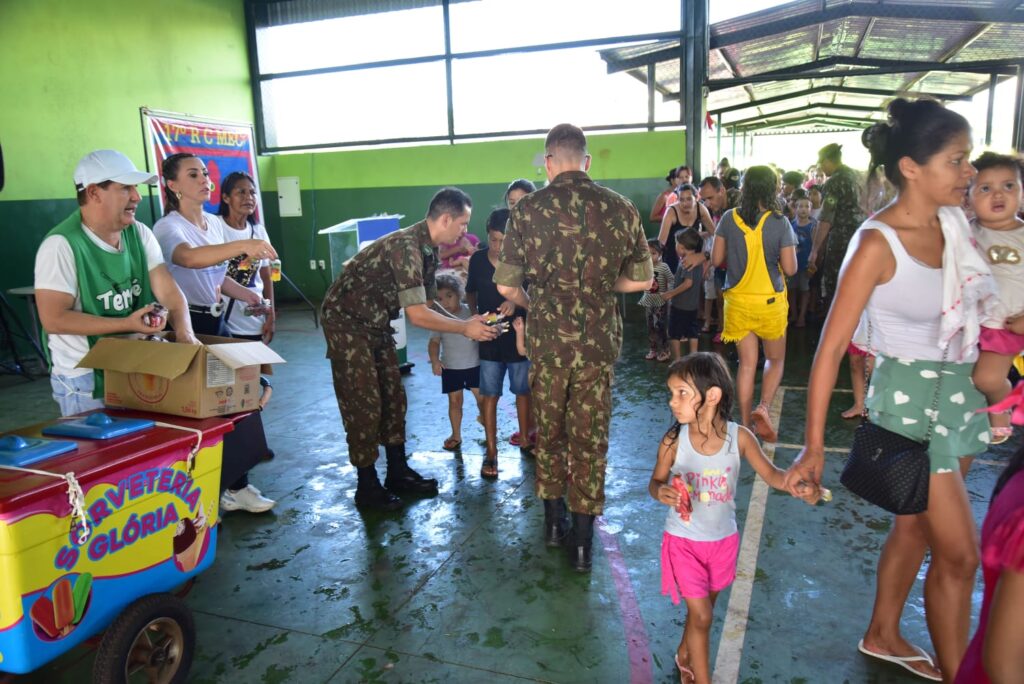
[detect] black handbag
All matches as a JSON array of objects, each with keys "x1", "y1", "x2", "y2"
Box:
[
  {"x1": 840, "y1": 421, "x2": 931, "y2": 514},
  {"x1": 839, "y1": 323, "x2": 944, "y2": 515}
]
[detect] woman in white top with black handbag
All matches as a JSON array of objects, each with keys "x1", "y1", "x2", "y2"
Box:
[
  {"x1": 786, "y1": 99, "x2": 996, "y2": 682},
  {"x1": 217, "y1": 171, "x2": 276, "y2": 343}
]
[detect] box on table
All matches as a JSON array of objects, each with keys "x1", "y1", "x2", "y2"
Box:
[{"x1": 77, "y1": 334, "x2": 285, "y2": 418}]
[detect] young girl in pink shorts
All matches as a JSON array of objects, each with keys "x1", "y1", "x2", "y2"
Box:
[{"x1": 649, "y1": 353, "x2": 820, "y2": 683}]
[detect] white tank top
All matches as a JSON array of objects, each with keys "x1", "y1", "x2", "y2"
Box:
[
  {"x1": 846, "y1": 221, "x2": 966, "y2": 362},
  {"x1": 663, "y1": 422, "x2": 740, "y2": 542}
]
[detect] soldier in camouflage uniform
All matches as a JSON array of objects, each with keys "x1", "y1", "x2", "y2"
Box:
[
  {"x1": 808, "y1": 142, "x2": 866, "y2": 307},
  {"x1": 494, "y1": 124, "x2": 653, "y2": 572},
  {"x1": 321, "y1": 187, "x2": 498, "y2": 512}
]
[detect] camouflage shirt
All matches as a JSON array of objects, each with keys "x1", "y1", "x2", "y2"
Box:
[
  {"x1": 321, "y1": 220, "x2": 437, "y2": 355},
  {"x1": 493, "y1": 171, "x2": 653, "y2": 367},
  {"x1": 820, "y1": 164, "x2": 865, "y2": 245}
]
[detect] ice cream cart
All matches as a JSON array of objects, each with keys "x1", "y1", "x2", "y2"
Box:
[{"x1": 0, "y1": 409, "x2": 234, "y2": 682}]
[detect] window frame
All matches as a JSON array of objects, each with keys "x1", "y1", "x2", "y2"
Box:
[{"x1": 245, "y1": 0, "x2": 686, "y2": 153}]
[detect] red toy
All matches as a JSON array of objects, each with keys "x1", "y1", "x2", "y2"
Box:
[{"x1": 671, "y1": 475, "x2": 692, "y2": 522}]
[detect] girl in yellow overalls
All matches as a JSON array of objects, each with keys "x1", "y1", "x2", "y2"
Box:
[{"x1": 711, "y1": 166, "x2": 798, "y2": 442}]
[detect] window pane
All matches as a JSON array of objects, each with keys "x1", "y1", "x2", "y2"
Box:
[
  {"x1": 451, "y1": 44, "x2": 672, "y2": 135},
  {"x1": 256, "y1": 6, "x2": 444, "y2": 74},
  {"x1": 449, "y1": 0, "x2": 680, "y2": 53},
  {"x1": 262, "y1": 63, "x2": 449, "y2": 148}
]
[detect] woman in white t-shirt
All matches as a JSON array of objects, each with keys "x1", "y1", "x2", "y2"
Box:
[
  {"x1": 217, "y1": 172, "x2": 276, "y2": 342},
  {"x1": 152, "y1": 154, "x2": 276, "y2": 337},
  {"x1": 153, "y1": 153, "x2": 278, "y2": 514}
]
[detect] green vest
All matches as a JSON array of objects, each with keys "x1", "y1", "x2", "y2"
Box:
[{"x1": 46, "y1": 210, "x2": 154, "y2": 397}]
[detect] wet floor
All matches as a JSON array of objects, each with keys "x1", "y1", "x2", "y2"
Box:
[{"x1": 1, "y1": 305, "x2": 1016, "y2": 683}]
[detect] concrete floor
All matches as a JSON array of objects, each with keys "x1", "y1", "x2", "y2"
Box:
[{"x1": 1, "y1": 305, "x2": 1016, "y2": 684}]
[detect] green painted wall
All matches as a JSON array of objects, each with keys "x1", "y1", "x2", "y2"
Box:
[
  {"x1": 0, "y1": 0, "x2": 253, "y2": 352},
  {"x1": 260, "y1": 130, "x2": 687, "y2": 299},
  {"x1": 0, "y1": 0, "x2": 687, "y2": 336}
]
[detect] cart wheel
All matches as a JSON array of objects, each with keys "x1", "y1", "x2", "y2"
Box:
[{"x1": 92, "y1": 593, "x2": 195, "y2": 684}]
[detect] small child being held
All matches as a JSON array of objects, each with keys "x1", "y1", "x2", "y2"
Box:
[
  {"x1": 429, "y1": 273, "x2": 485, "y2": 452},
  {"x1": 639, "y1": 238, "x2": 674, "y2": 361},
  {"x1": 788, "y1": 191, "x2": 817, "y2": 328},
  {"x1": 662, "y1": 228, "x2": 705, "y2": 359},
  {"x1": 968, "y1": 152, "x2": 1024, "y2": 445},
  {"x1": 649, "y1": 353, "x2": 821, "y2": 683}
]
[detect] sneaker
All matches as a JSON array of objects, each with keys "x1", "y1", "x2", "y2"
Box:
[{"x1": 220, "y1": 485, "x2": 275, "y2": 513}]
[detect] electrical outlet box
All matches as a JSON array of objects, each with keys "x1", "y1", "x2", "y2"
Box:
[
  {"x1": 318, "y1": 259, "x2": 326, "y2": 270},
  {"x1": 309, "y1": 259, "x2": 317, "y2": 270}
]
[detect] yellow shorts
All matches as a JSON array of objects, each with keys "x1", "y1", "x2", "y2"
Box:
[{"x1": 722, "y1": 290, "x2": 788, "y2": 343}]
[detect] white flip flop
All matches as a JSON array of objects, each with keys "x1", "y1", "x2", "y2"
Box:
[
  {"x1": 674, "y1": 654, "x2": 695, "y2": 683},
  {"x1": 858, "y1": 639, "x2": 942, "y2": 682}
]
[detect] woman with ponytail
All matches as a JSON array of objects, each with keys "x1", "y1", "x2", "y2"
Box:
[
  {"x1": 153, "y1": 154, "x2": 279, "y2": 515},
  {"x1": 786, "y1": 98, "x2": 995, "y2": 682},
  {"x1": 152, "y1": 153, "x2": 276, "y2": 337}
]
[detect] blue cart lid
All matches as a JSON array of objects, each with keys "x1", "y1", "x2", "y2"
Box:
[
  {"x1": 42, "y1": 413, "x2": 155, "y2": 440},
  {"x1": 0, "y1": 435, "x2": 78, "y2": 467}
]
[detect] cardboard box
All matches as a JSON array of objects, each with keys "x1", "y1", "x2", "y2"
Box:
[{"x1": 77, "y1": 334, "x2": 285, "y2": 418}]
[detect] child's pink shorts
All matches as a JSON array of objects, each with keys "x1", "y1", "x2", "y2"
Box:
[
  {"x1": 661, "y1": 531, "x2": 740, "y2": 604},
  {"x1": 979, "y1": 325, "x2": 1024, "y2": 356}
]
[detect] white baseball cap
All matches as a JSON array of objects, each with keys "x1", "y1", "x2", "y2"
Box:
[{"x1": 73, "y1": 149, "x2": 157, "y2": 190}]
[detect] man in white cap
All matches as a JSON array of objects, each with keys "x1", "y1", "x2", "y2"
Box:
[{"x1": 34, "y1": 149, "x2": 198, "y2": 416}]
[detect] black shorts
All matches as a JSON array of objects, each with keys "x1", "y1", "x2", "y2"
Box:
[
  {"x1": 669, "y1": 308, "x2": 700, "y2": 340},
  {"x1": 441, "y1": 366, "x2": 480, "y2": 394}
]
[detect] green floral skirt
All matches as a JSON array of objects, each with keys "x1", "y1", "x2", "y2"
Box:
[{"x1": 865, "y1": 355, "x2": 991, "y2": 473}]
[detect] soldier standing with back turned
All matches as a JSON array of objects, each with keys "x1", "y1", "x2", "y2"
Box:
[{"x1": 495, "y1": 124, "x2": 653, "y2": 572}]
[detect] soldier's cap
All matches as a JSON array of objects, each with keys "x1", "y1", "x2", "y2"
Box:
[
  {"x1": 817, "y1": 143, "x2": 843, "y2": 163},
  {"x1": 74, "y1": 150, "x2": 158, "y2": 191}
]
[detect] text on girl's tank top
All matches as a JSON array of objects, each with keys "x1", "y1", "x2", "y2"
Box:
[{"x1": 664, "y1": 422, "x2": 740, "y2": 542}]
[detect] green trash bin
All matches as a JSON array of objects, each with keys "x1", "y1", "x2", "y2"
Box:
[{"x1": 318, "y1": 215, "x2": 413, "y2": 371}]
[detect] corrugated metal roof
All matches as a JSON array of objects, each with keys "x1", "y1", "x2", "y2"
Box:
[{"x1": 601, "y1": 0, "x2": 1023, "y2": 132}]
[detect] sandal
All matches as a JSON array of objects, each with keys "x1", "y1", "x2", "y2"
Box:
[
  {"x1": 857, "y1": 639, "x2": 941, "y2": 681},
  {"x1": 442, "y1": 437, "x2": 462, "y2": 451},
  {"x1": 509, "y1": 431, "x2": 522, "y2": 446},
  {"x1": 751, "y1": 404, "x2": 778, "y2": 443},
  {"x1": 480, "y1": 457, "x2": 499, "y2": 479},
  {"x1": 656, "y1": 351, "x2": 672, "y2": 362},
  {"x1": 991, "y1": 426, "x2": 1014, "y2": 445},
  {"x1": 644, "y1": 350, "x2": 658, "y2": 360},
  {"x1": 674, "y1": 654, "x2": 695, "y2": 683}
]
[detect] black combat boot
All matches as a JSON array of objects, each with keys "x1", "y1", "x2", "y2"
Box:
[
  {"x1": 567, "y1": 513, "x2": 596, "y2": 573},
  {"x1": 382, "y1": 444, "x2": 439, "y2": 496},
  {"x1": 354, "y1": 466, "x2": 402, "y2": 512},
  {"x1": 542, "y1": 498, "x2": 568, "y2": 547}
]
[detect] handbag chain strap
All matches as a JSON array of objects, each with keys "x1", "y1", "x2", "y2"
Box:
[{"x1": 863, "y1": 318, "x2": 948, "y2": 444}]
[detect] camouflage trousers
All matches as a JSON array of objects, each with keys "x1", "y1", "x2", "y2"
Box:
[
  {"x1": 530, "y1": 361, "x2": 613, "y2": 516},
  {"x1": 329, "y1": 335, "x2": 406, "y2": 468},
  {"x1": 819, "y1": 224, "x2": 858, "y2": 305}
]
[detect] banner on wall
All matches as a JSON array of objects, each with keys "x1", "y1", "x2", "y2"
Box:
[{"x1": 141, "y1": 108, "x2": 262, "y2": 222}]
